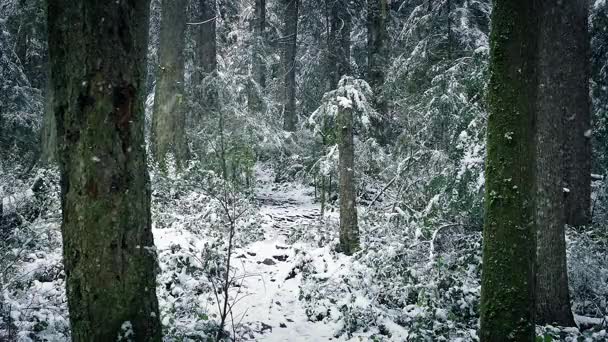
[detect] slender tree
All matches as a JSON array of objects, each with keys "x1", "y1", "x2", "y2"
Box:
[
  {"x1": 40, "y1": 79, "x2": 56, "y2": 164},
  {"x1": 535, "y1": 0, "x2": 589, "y2": 326},
  {"x1": 282, "y1": 0, "x2": 299, "y2": 131},
  {"x1": 152, "y1": 0, "x2": 189, "y2": 169},
  {"x1": 337, "y1": 80, "x2": 359, "y2": 255},
  {"x1": 563, "y1": 0, "x2": 592, "y2": 227},
  {"x1": 47, "y1": 0, "x2": 162, "y2": 340},
  {"x1": 479, "y1": 0, "x2": 537, "y2": 340},
  {"x1": 248, "y1": 0, "x2": 267, "y2": 113}
]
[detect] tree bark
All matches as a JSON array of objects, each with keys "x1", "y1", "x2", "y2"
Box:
[
  {"x1": 47, "y1": 0, "x2": 162, "y2": 340},
  {"x1": 152, "y1": 0, "x2": 189, "y2": 170},
  {"x1": 534, "y1": 0, "x2": 588, "y2": 327},
  {"x1": 562, "y1": 0, "x2": 592, "y2": 227},
  {"x1": 367, "y1": 0, "x2": 388, "y2": 98},
  {"x1": 41, "y1": 79, "x2": 56, "y2": 164},
  {"x1": 479, "y1": 0, "x2": 537, "y2": 340},
  {"x1": 338, "y1": 84, "x2": 359, "y2": 255},
  {"x1": 328, "y1": 0, "x2": 351, "y2": 90},
  {"x1": 282, "y1": 0, "x2": 299, "y2": 131},
  {"x1": 253, "y1": 0, "x2": 266, "y2": 89},
  {"x1": 194, "y1": 0, "x2": 217, "y2": 82}
]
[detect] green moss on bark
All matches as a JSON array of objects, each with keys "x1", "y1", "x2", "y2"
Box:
[{"x1": 479, "y1": 0, "x2": 537, "y2": 341}]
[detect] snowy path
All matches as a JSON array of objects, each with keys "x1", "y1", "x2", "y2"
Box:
[{"x1": 226, "y1": 169, "x2": 337, "y2": 341}]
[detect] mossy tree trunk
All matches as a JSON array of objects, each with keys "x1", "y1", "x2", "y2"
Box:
[
  {"x1": 338, "y1": 96, "x2": 359, "y2": 255},
  {"x1": 535, "y1": 0, "x2": 588, "y2": 327},
  {"x1": 281, "y1": 0, "x2": 299, "y2": 131},
  {"x1": 479, "y1": 0, "x2": 537, "y2": 340},
  {"x1": 152, "y1": 0, "x2": 188, "y2": 170},
  {"x1": 47, "y1": 0, "x2": 162, "y2": 340}
]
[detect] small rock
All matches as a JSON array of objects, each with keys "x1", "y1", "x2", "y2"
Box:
[
  {"x1": 247, "y1": 251, "x2": 257, "y2": 256},
  {"x1": 275, "y1": 301, "x2": 281, "y2": 306},
  {"x1": 279, "y1": 323, "x2": 287, "y2": 328},
  {"x1": 262, "y1": 258, "x2": 276, "y2": 265},
  {"x1": 272, "y1": 255, "x2": 289, "y2": 262},
  {"x1": 260, "y1": 322, "x2": 273, "y2": 332},
  {"x1": 276, "y1": 245, "x2": 289, "y2": 250},
  {"x1": 286, "y1": 318, "x2": 294, "y2": 322}
]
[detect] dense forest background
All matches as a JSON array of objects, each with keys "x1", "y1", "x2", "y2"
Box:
[{"x1": 1, "y1": 0, "x2": 607, "y2": 340}]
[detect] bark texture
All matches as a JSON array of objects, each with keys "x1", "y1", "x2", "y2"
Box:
[
  {"x1": 479, "y1": 0, "x2": 537, "y2": 340},
  {"x1": 282, "y1": 0, "x2": 299, "y2": 131},
  {"x1": 328, "y1": 0, "x2": 351, "y2": 89},
  {"x1": 47, "y1": 0, "x2": 162, "y2": 340},
  {"x1": 338, "y1": 86, "x2": 359, "y2": 255},
  {"x1": 194, "y1": 0, "x2": 217, "y2": 81},
  {"x1": 367, "y1": 0, "x2": 388, "y2": 104},
  {"x1": 534, "y1": 0, "x2": 587, "y2": 327},
  {"x1": 253, "y1": 0, "x2": 266, "y2": 89},
  {"x1": 152, "y1": 0, "x2": 188, "y2": 169},
  {"x1": 562, "y1": 0, "x2": 592, "y2": 227}
]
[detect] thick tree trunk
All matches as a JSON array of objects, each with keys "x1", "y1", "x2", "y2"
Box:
[
  {"x1": 563, "y1": 0, "x2": 592, "y2": 227},
  {"x1": 338, "y1": 87, "x2": 359, "y2": 255},
  {"x1": 534, "y1": 0, "x2": 586, "y2": 327},
  {"x1": 47, "y1": 0, "x2": 162, "y2": 340},
  {"x1": 479, "y1": 0, "x2": 537, "y2": 341},
  {"x1": 328, "y1": 0, "x2": 351, "y2": 90},
  {"x1": 282, "y1": 0, "x2": 299, "y2": 131},
  {"x1": 152, "y1": 0, "x2": 188, "y2": 169},
  {"x1": 194, "y1": 0, "x2": 217, "y2": 81}
]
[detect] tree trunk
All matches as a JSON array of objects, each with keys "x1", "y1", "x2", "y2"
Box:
[
  {"x1": 248, "y1": 0, "x2": 266, "y2": 113},
  {"x1": 563, "y1": 0, "x2": 592, "y2": 227},
  {"x1": 328, "y1": 0, "x2": 351, "y2": 90},
  {"x1": 534, "y1": 0, "x2": 588, "y2": 327},
  {"x1": 47, "y1": 0, "x2": 162, "y2": 340},
  {"x1": 41, "y1": 79, "x2": 56, "y2": 164},
  {"x1": 152, "y1": 0, "x2": 188, "y2": 170},
  {"x1": 338, "y1": 88, "x2": 359, "y2": 255},
  {"x1": 366, "y1": 0, "x2": 389, "y2": 143},
  {"x1": 253, "y1": 0, "x2": 266, "y2": 89},
  {"x1": 194, "y1": 0, "x2": 217, "y2": 82},
  {"x1": 479, "y1": 0, "x2": 537, "y2": 340},
  {"x1": 282, "y1": 0, "x2": 299, "y2": 131}
]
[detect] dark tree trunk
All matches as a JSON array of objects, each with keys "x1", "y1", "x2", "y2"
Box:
[
  {"x1": 194, "y1": 0, "x2": 217, "y2": 81},
  {"x1": 367, "y1": 0, "x2": 389, "y2": 144},
  {"x1": 479, "y1": 0, "x2": 538, "y2": 340},
  {"x1": 338, "y1": 86, "x2": 359, "y2": 255},
  {"x1": 535, "y1": 0, "x2": 588, "y2": 327},
  {"x1": 253, "y1": 0, "x2": 266, "y2": 89},
  {"x1": 248, "y1": 0, "x2": 266, "y2": 113},
  {"x1": 47, "y1": 0, "x2": 162, "y2": 340},
  {"x1": 41, "y1": 79, "x2": 56, "y2": 164},
  {"x1": 328, "y1": 0, "x2": 351, "y2": 90},
  {"x1": 282, "y1": 0, "x2": 299, "y2": 131},
  {"x1": 367, "y1": 0, "x2": 388, "y2": 99},
  {"x1": 152, "y1": 0, "x2": 189, "y2": 169},
  {"x1": 563, "y1": 0, "x2": 592, "y2": 227}
]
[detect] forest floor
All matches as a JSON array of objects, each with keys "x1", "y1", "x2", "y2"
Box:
[{"x1": 219, "y1": 167, "x2": 339, "y2": 341}]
